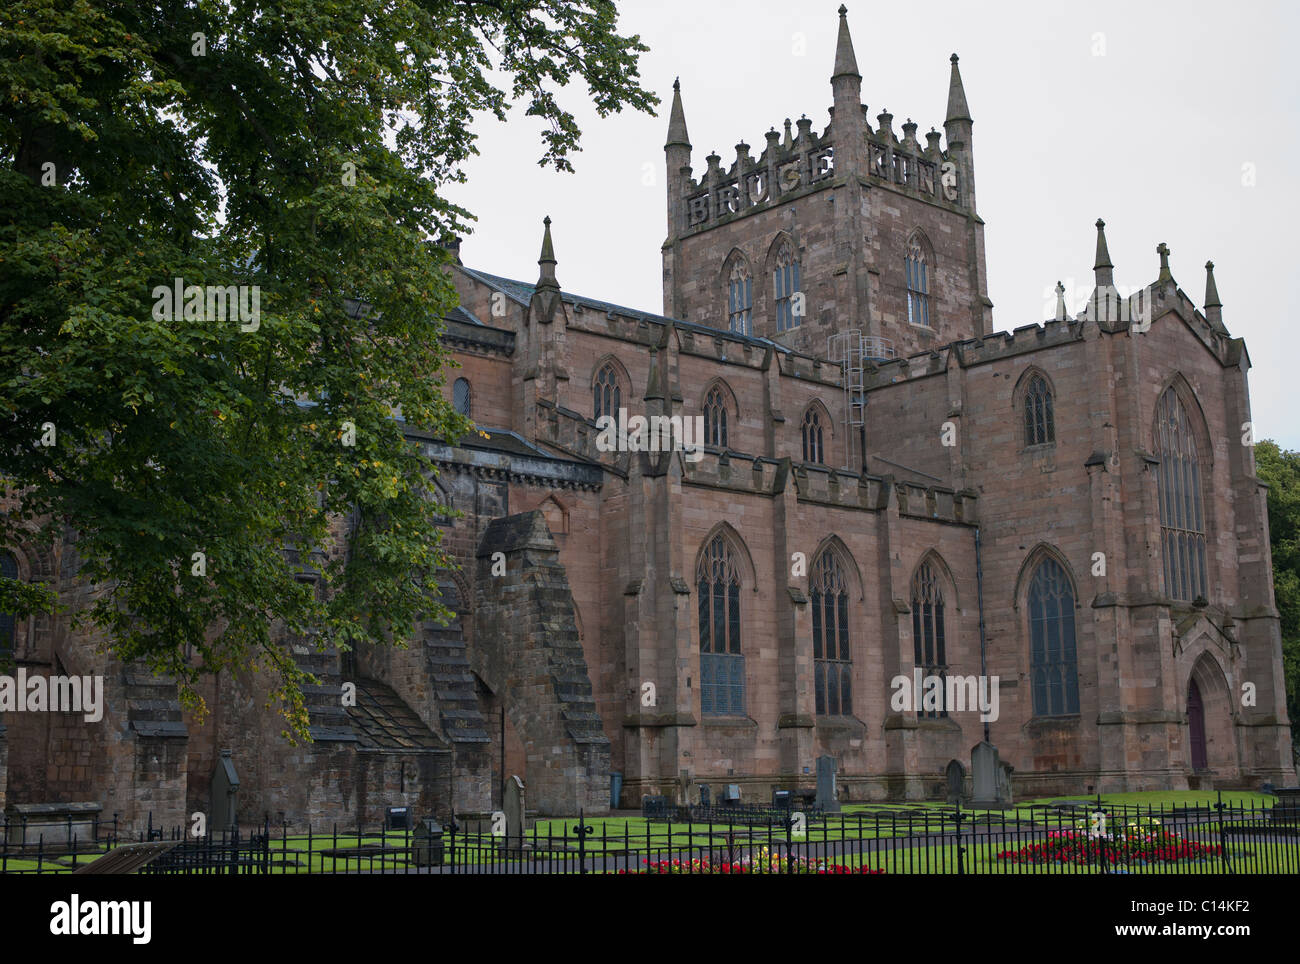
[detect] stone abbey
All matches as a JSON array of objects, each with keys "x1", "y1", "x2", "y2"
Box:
[{"x1": 0, "y1": 7, "x2": 1291, "y2": 827}]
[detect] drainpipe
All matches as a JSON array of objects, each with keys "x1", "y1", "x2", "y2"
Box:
[{"x1": 975, "y1": 526, "x2": 990, "y2": 745}]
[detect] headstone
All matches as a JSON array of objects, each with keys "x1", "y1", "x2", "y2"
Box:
[
  {"x1": 504, "y1": 774, "x2": 525, "y2": 840},
  {"x1": 945, "y1": 759, "x2": 966, "y2": 804},
  {"x1": 971, "y1": 741, "x2": 1011, "y2": 808},
  {"x1": 676, "y1": 770, "x2": 693, "y2": 807},
  {"x1": 997, "y1": 762, "x2": 1015, "y2": 803},
  {"x1": 815, "y1": 755, "x2": 841, "y2": 813}
]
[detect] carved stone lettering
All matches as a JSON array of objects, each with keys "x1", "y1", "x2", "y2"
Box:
[
  {"x1": 810, "y1": 148, "x2": 834, "y2": 181},
  {"x1": 869, "y1": 144, "x2": 888, "y2": 178},
  {"x1": 717, "y1": 183, "x2": 740, "y2": 215},
  {"x1": 778, "y1": 161, "x2": 802, "y2": 194},
  {"x1": 745, "y1": 170, "x2": 768, "y2": 204},
  {"x1": 688, "y1": 193, "x2": 710, "y2": 226},
  {"x1": 918, "y1": 160, "x2": 936, "y2": 196}
]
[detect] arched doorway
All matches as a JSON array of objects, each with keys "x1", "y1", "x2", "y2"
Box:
[
  {"x1": 1184, "y1": 652, "x2": 1239, "y2": 781},
  {"x1": 1187, "y1": 679, "x2": 1207, "y2": 771}
]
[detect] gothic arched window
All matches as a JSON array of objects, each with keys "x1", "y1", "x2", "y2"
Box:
[
  {"x1": 812, "y1": 550, "x2": 851, "y2": 716},
  {"x1": 911, "y1": 559, "x2": 947, "y2": 718},
  {"x1": 1155, "y1": 386, "x2": 1208, "y2": 602},
  {"x1": 906, "y1": 235, "x2": 930, "y2": 327},
  {"x1": 453, "y1": 377, "x2": 472, "y2": 417},
  {"x1": 703, "y1": 385, "x2": 729, "y2": 448},
  {"x1": 727, "y1": 257, "x2": 752, "y2": 335},
  {"x1": 697, "y1": 535, "x2": 744, "y2": 716},
  {"x1": 801, "y1": 407, "x2": 824, "y2": 464},
  {"x1": 774, "y1": 242, "x2": 802, "y2": 332},
  {"x1": 1024, "y1": 373, "x2": 1054, "y2": 447},
  {"x1": 1028, "y1": 556, "x2": 1080, "y2": 716},
  {"x1": 0, "y1": 552, "x2": 18, "y2": 661},
  {"x1": 593, "y1": 362, "x2": 622, "y2": 421}
]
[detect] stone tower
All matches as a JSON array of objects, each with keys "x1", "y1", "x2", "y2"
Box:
[{"x1": 662, "y1": 6, "x2": 994, "y2": 359}]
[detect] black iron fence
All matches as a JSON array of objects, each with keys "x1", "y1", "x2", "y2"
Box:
[{"x1": 2, "y1": 793, "x2": 1297, "y2": 874}]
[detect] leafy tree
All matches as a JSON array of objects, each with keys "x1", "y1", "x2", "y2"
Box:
[
  {"x1": 0, "y1": 0, "x2": 656, "y2": 736},
  {"x1": 1254, "y1": 440, "x2": 1300, "y2": 748}
]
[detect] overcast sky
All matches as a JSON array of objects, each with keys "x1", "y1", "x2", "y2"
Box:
[{"x1": 445, "y1": 0, "x2": 1300, "y2": 448}]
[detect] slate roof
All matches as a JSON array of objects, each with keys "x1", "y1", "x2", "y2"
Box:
[
  {"x1": 459, "y1": 266, "x2": 793, "y2": 354},
  {"x1": 345, "y1": 678, "x2": 445, "y2": 750},
  {"x1": 445, "y1": 304, "x2": 483, "y2": 326}
]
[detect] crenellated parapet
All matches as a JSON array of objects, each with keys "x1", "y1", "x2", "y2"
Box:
[{"x1": 678, "y1": 116, "x2": 836, "y2": 235}]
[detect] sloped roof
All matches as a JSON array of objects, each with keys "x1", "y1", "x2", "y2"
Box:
[
  {"x1": 458, "y1": 266, "x2": 793, "y2": 354},
  {"x1": 345, "y1": 678, "x2": 445, "y2": 750}
]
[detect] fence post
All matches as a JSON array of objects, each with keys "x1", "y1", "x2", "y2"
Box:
[
  {"x1": 575, "y1": 809, "x2": 590, "y2": 876},
  {"x1": 1214, "y1": 791, "x2": 1231, "y2": 874},
  {"x1": 956, "y1": 799, "x2": 965, "y2": 875}
]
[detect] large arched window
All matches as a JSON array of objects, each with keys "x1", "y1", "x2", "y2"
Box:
[
  {"x1": 0, "y1": 552, "x2": 18, "y2": 660},
  {"x1": 811, "y1": 549, "x2": 851, "y2": 716},
  {"x1": 1155, "y1": 385, "x2": 1207, "y2": 602},
  {"x1": 697, "y1": 535, "x2": 744, "y2": 716},
  {"x1": 911, "y1": 559, "x2": 947, "y2": 718},
  {"x1": 1023, "y1": 373, "x2": 1054, "y2": 447},
  {"x1": 773, "y1": 241, "x2": 802, "y2": 332},
  {"x1": 593, "y1": 362, "x2": 622, "y2": 421},
  {"x1": 1028, "y1": 556, "x2": 1080, "y2": 716},
  {"x1": 801, "y1": 407, "x2": 824, "y2": 464},
  {"x1": 727, "y1": 256, "x2": 752, "y2": 335},
  {"x1": 905, "y1": 233, "x2": 931, "y2": 328},
  {"x1": 452, "y1": 377, "x2": 472, "y2": 417},
  {"x1": 703, "y1": 385, "x2": 729, "y2": 448}
]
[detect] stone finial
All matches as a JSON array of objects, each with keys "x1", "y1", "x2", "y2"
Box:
[
  {"x1": 764, "y1": 127, "x2": 781, "y2": 157},
  {"x1": 1055, "y1": 280, "x2": 1068, "y2": 321},
  {"x1": 945, "y1": 53, "x2": 972, "y2": 125},
  {"x1": 1204, "y1": 260, "x2": 1222, "y2": 308},
  {"x1": 877, "y1": 108, "x2": 894, "y2": 139},
  {"x1": 1093, "y1": 218, "x2": 1114, "y2": 287},
  {"x1": 665, "y1": 77, "x2": 690, "y2": 150},
  {"x1": 831, "y1": 4, "x2": 861, "y2": 82},
  {"x1": 925, "y1": 127, "x2": 943, "y2": 156},
  {"x1": 705, "y1": 150, "x2": 722, "y2": 180},
  {"x1": 536, "y1": 216, "x2": 559, "y2": 291},
  {"x1": 901, "y1": 118, "x2": 919, "y2": 149},
  {"x1": 782, "y1": 118, "x2": 793, "y2": 151},
  {"x1": 1204, "y1": 260, "x2": 1226, "y2": 332},
  {"x1": 795, "y1": 114, "x2": 813, "y2": 144},
  {"x1": 1157, "y1": 242, "x2": 1173, "y2": 284}
]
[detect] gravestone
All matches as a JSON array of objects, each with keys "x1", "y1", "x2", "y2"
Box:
[
  {"x1": 815, "y1": 755, "x2": 841, "y2": 813},
  {"x1": 676, "y1": 770, "x2": 693, "y2": 807},
  {"x1": 945, "y1": 760, "x2": 966, "y2": 804},
  {"x1": 997, "y1": 762, "x2": 1015, "y2": 803},
  {"x1": 504, "y1": 775, "x2": 525, "y2": 840},
  {"x1": 971, "y1": 741, "x2": 1011, "y2": 808}
]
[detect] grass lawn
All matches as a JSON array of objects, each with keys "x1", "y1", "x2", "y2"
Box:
[{"x1": 3, "y1": 791, "x2": 1291, "y2": 874}]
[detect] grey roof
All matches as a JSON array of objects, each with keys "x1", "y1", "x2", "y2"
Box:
[
  {"x1": 446, "y1": 304, "x2": 483, "y2": 326},
  {"x1": 459, "y1": 266, "x2": 793, "y2": 354}
]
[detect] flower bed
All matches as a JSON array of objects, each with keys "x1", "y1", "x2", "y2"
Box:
[{"x1": 997, "y1": 819, "x2": 1223, "y2": 866}]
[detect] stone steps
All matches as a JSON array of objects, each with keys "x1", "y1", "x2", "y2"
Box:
[{"x1": 422, "y1": 593, "x2": 490, "y2": 745}]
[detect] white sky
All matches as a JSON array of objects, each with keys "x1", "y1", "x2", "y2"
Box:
[{"x1": 445, "y1": 0, "x2": 1300, "y2": 448}]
